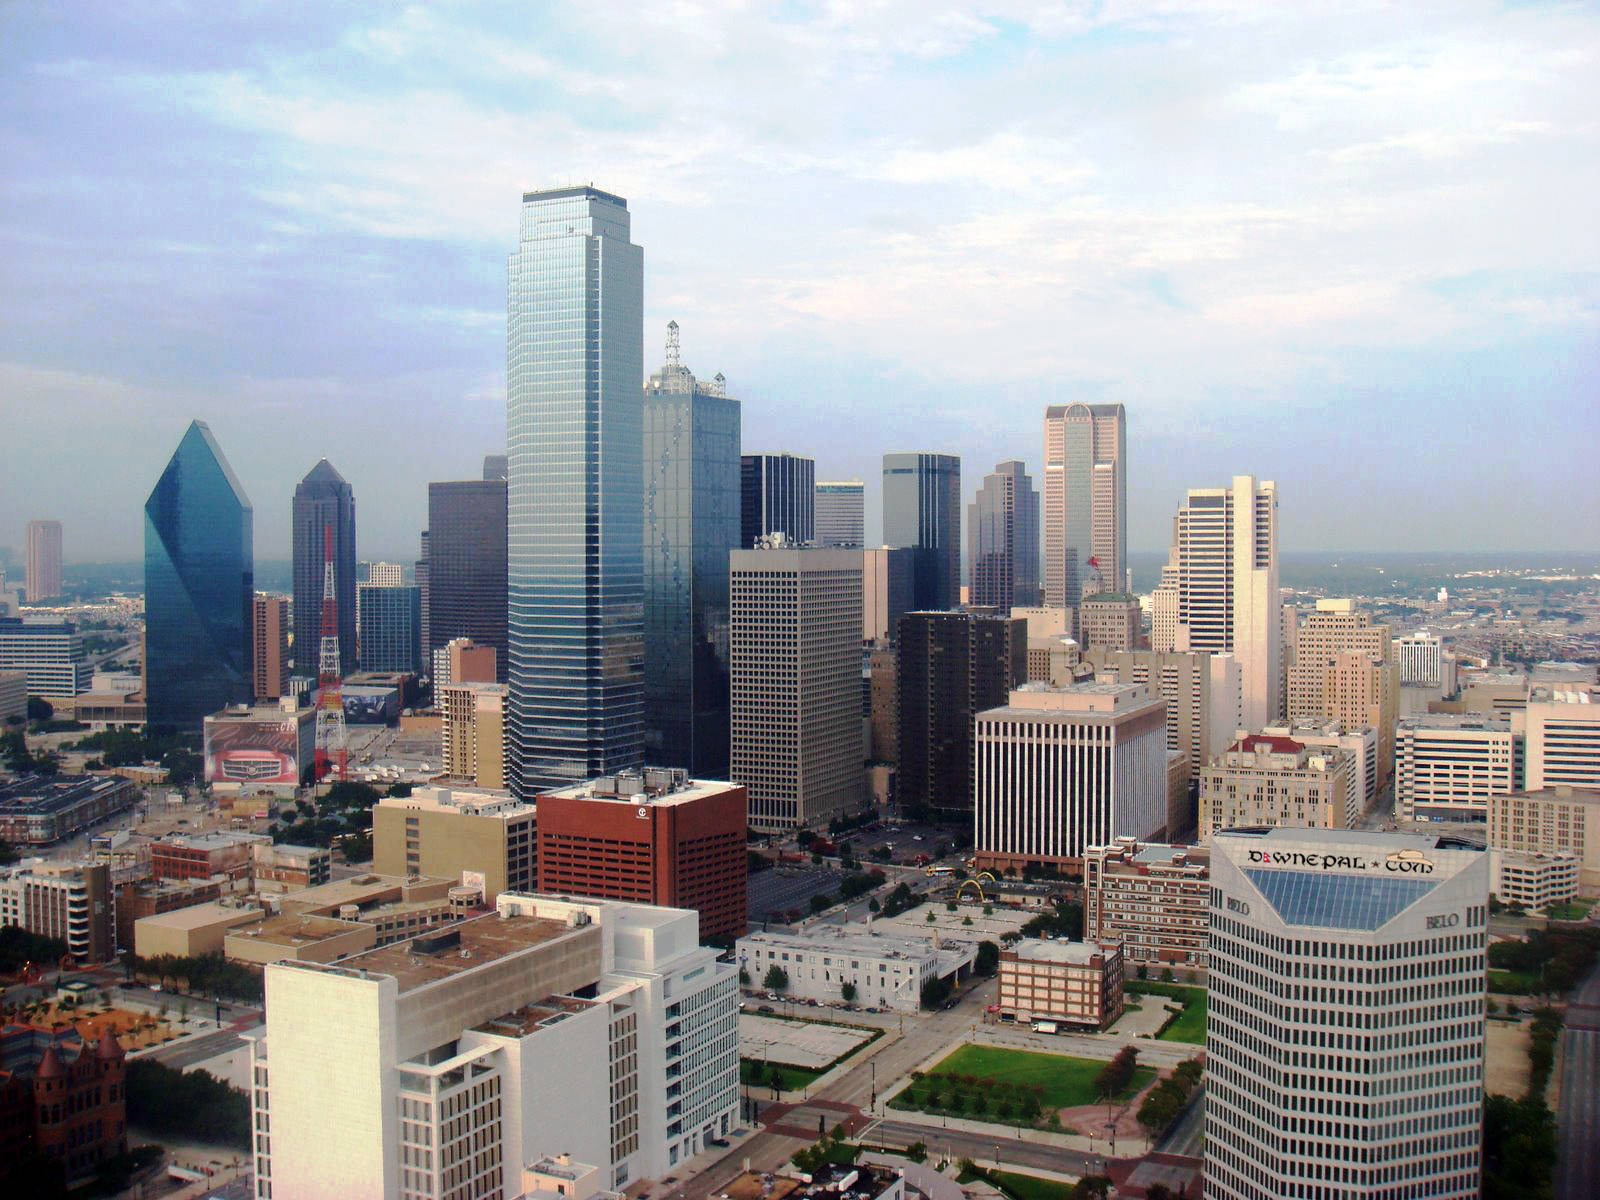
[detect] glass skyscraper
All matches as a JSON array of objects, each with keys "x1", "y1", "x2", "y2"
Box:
[
  {"x1": 969, "y1": 460, "x2": 1040, "y2": 613},
  {"x1": 643, "y1": 323, "x2": 740, "y2": 778},
  {"x1": 507, "y1": 186, "x2": 644, "y2": 794},
  {"x1": 882, "y1": 451, "x2": 960, "y2": 610},
  {"x1": 143, "y1": 420, "x2": 254, "y2": 729},
  {"x1": 740, "y1": 453, "x2": 814, "y2": 548},
  {"x1": 357, "y1": 583, "x2": 422, "y2": 675},
  {"x1": 425, "y1": 479, "x2": 507, "y2": 678},
  {"x1": 291, "y1": 459, "x2": 357, "y2": 676}
]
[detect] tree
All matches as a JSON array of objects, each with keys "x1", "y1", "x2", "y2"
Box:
[
  {"x1": 921, "y1": 976, "x2": 952, "y2": 1009},
  {"x1": 739, "y1": 966, "x2": 750, "y2": 986},
  {"x1": 126, "y1": 1060, "x2": 250, "y2": 1148},
  {"x1": 868, "y1": 898, "x2": 881, "y2": 914},
  {"x1": 975, "y1": 941, "x2": 1000, "y2": 977},
  {"x1": 1094, "y1": 1045, "x2": 1139, "y2": 1100},
  {"x1": 841, "y1": 981, "x2": 857, "y2": 1003},
  {"x1": 810, "y1": 892, "x2": 835, "y2": 914},
  {"x1": 385, "y1": 782, "x2": 413, "y2": 797},
  {"x1": 1483, "y1": 1094, "x2": 1557, "y2": 1200},
  {"x1": 763, "y1": 965, "x2": 790, "y2": 992},
  {"x1": 26, "y1": 696, "x2": 53, "y2": 721},
  {"x1": 904, "y1": 1141, "x2": 927, "y2": 1164}
]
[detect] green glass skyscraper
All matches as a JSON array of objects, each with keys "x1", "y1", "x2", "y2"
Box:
[
  {"x1": 143, "y1": 420, "x2": 254, "y2": 729},
  {"x1": 507, "y1": 186, "x2": 645, "y2": 794}
]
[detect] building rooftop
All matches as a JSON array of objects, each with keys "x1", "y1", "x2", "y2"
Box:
[
  {"x1": 722, "y1": 1166, "x2": 901, "y2": 1200},
  {"x1": 474, "y1": 994, "x2": 599, "y2": 1038},
  {"x1": 379, "y1": 787, "x2": 531, "y2": 819},
  {"x1": 158, "y1": 830, "x2": 269, "y2": 852},
  {"x1": 288, "y1": 912, "x2": 582, "y2": 993},
  {"x1": 991, "y1": 681, "x2": 1158, "y2": 716},
  {"x1": 205, "y1": 703, "x2": 311, "y2": 723},
  {"x1": 538, "y1": 767, "x2": 739, "y2": 806},
  {"x1": 137, "y1": 899, "x2": 264, "y2": 930},
  {"x1": 0, "y1": 773, "x2": 134, "y2": 815},
  {"x1": 1008, "y1": 938, "x2": 1113, "y2": 965},
  {"x1": 278, "y1": 872, "x2": 453, "y2": 914},
  {"x1": 1399, "y1": 713, "x2": 1512, "y2": 731},
  {"x1": 231, "y1": 913, "x2": 366, "y2": 947},
  {"x1": 740, "y1": 925, "x2": 957, "y2": 962}
]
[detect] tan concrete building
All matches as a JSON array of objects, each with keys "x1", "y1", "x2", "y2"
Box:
[
  {"x1": 0, "y1": 860, "x2": 114, "y2": 963},
  {"x1": 439, "y1": 636, "x2": 498, "y2": 686},
  {"x1": 372, "y1": 785, "x2": 536, "y2": 902},
  {"x1": 1084, "y1": 648, "x2": 1242, "y2": 779},
  {"x1": 439, "y1": 681, "x2": 506, "y2": 788},
  {"x1": 114, "y1": 877, "x2": 224, "y2": 950},
  {"x1": 1261, "y1": 720, "x2": 1376, "y2": 824},
  {"x1": 252, "y1": 594, "x2": 290, "y2": 701},
  {"x1": 1395, "y1": 714, "x2": 1518, "y2": 823},
  {"x1": 1520, "y1": 691, "x2": 1600, "y2": 792},
  {"x1": 1078, "y1": 593, "x2": 1140, "y2": 653},
  {"x1": 997, "y1": 938, "x2": 1124, "y2": 1030},
  {"x1": 1198, "y1": 734, "x2": 1351, "y2": 840},
  {"x1": 867, "y1": 644, "x2": 897, "y2": 763},
  {"x1": 1083, "y1": 838, "x2": 1210, "y2": 971},
  {"x1": 250, "y1": 842, "x2": 332, "y2": 893},
  {"x1": 1286, "y1": 600, "x2": 1398, "y2": 783},
  {"x1": 1486, "y1": 786, "x2": 1600, "y2": 895},
  {"x1": 133, "y1": 899, "x2": 265, "y2": 959},
  {"x1": 224, "y1": 913, "x2": 375, "y2": 965}
]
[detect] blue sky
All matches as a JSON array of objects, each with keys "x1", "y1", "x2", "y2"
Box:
[{"x1": 3, "y1": 1, "x2": 1597, "y2": 562}]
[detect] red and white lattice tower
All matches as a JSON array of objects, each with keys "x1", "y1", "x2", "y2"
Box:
[{"x1": 313, "y1": 523, "x2": 347, "y2": 782}]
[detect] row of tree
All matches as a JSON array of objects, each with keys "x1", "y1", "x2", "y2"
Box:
[
  {"x1": 126, "y1": 1059, "x2": 250, "y2": 1149},
  {"x1": 122, "y1": 950, "x2": 264, "y2": 1003},
  {"x1": 1093, "y1": 1045, "x2": 1140, "y2": 1100},
  {"x1": 1136, "y1": 1057, "x2": 1203, "y2": 1135}
]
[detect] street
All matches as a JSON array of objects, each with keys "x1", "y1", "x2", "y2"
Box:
[{"x1": 1555, "y1": 960, "x2": 1600, "y2": 1200}]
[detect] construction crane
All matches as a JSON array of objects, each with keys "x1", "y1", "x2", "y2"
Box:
[{"x1": 313, "y1": 523, "x2": 347, "y2": 782}]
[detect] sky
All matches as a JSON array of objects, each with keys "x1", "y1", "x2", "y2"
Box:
[{"x1": 2, "y1": 1, "x2": 1598, "y2": 565}]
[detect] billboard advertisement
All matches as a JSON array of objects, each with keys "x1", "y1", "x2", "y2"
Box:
[
  {"x1": 341, "y1": 685, "x2": 400, "y2": 726},
  {"x1": 204, "y1": 713, "x2": 312, "y2": 786}
]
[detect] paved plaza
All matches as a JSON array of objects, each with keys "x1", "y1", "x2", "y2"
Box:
[{"x1": 740, "y1": 1013, "x2": 874, "y2": 1068}]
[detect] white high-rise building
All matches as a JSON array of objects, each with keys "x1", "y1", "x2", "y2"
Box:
[
  {"x1": 248, "y1": 894, "x2": 739, "y2": 1200},
  {"x1": 729, "y1": 545, "x2": 863, "y2": 831},
  {"x1": 1395, "y1": 714, "x2": 1519, "y2": 823},
  {"x1": 1520, "y1": 690, "x2": 1600, "y2": 792},
  {"x1": 1206, "y1": 828, "x2": 1487, "y2": 1200},
  {"x1": 1167, "y1": 475, "x2": 1281, "y2": 730},
  {"x1": 1395, "y1": 631, "x2": 1445, "y2": 687},
  {"x1": 814, "y1": 481, "x2": 865, "y2": 548}
]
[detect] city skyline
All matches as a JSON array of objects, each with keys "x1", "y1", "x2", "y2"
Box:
[{"x1": 4, "y1": 5, "x2": 1597, "y2": 562}]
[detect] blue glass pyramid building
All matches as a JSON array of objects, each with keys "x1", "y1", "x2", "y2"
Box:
[{"x1": 144, "y1": 420, "x2": 254, "y2": 729}]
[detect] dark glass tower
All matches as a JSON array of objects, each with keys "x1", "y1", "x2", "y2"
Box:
[
  {"x1": 507, "y1": 185, "x2": 644, "y2": 794},
  {"x1": 643, "y1": 323, "x2": 740, "y2": 777},
  {"x1": 740, "y1": 453, "x2": 814, "y2": 548},
  {"x1": 291, "y1": 460, "x2": 357, "y2": 675},
  {"x1": 969, "y1": 460, "x2": 1041, "y2": 613},
  {"x1": 425, "y1": 480, "x2": 507, "y2": 678},
  {"x1": 896, "y1": 609, "x2": 1025, "y2": 820},
  {"x1": 143, "y1": 420, "x2": 254, "y2": 729},
  {"x1": 882, "y1": 451, "x2": 961, "y2": 610}
]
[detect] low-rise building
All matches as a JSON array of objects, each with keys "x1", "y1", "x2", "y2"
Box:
[
  {"x1": 114, "y1": 876, "x2": 224, "y2": 950},
  {"x1": 372, "y1": 786, "x2": 537, "y2": 903},
  {"x1": 250, "y1": 842, "x2": 332, "y2": 892},
  {"x1": 0, "y1": 1027, "x2": 126, "y2": 1188},
  {"x1": 203, "y1": 702, "x2": 316, "y2": 793},
  {"x1": 0, "y1": 860, "x2": 114, "y2": 963},
  {"x1": 133, "y1": 898, "x2": 265, "y2": 959},
  {"x1": 224, "y1": 912, "x2": 375, "y2": 965},
  {"x1": 1083, "y1": 838, "x2": 1210, "y2": 970},
  {"x1": 1490, "y1": 850, "x2": 1579, "y2": 911},
  {"x1": 71, "y1": 690, "x2": 147, "y2": 731},
  {"x1": 1198, "y1": 734, "x2": 1351, "y2": 840},
  {"x1": 150, "y1": 830, "x2": 268, "y2": 884},
  {"x1": 996, "y1": 938, "x2": 1124, "y2": 1030},
  {"x1": 1486, "y1": 786, "x2": 1600, "y2": 895},
  {"x1": 0, "y1": 774, "x2": 138, "y2": 846},
  {"x1": 734, "y1": 926, "x2": 976, "y2": 1013},
  {"x1": 720, "y1": 1165, "x2": 904, "y2": 1200}
]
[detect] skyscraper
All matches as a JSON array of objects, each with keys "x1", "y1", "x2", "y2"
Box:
[
  {"x1": 1206, "y1": 827, "x2": 1486, "y2": 1200},
  {"x1": 642, "y1": 321, "x2": 740, "y2": 777},
  {"x1": 507, "y1": 185, "x2": 644, "y2": 794},
  {"x1": 426, "y1": 480, "x2": 508, "y2": 682},
  {"x1": 291, "y1": 460, "x2": 356, "y2": 676},
  {"x1": 1042, "y1": 404, "x2": 1125, "y2": 609},
  {"x1": 815, "y1": 481, "x2": 865, "y2": 548},
  {"x1": 882, "y1": 452, "x2": 960, "y2": 610},
  {"x1": 740, "y1": 453, "x2": 814, "y2": 548},
  {"x1": 968, "y1": 460, "x2": 1039, "y2": 613},
  {"x1": 1169, "y1": 475, "x2": 1282, "y2": 729},
  {"x1": 356, "y1": 583, "x2": 423, "y2": 674},
  {"x1": 143, "y1": 421, "x2": 253, "y2": 729},
  {"x1": 25, "y1": 519, "x2": 62, "y2": 602},
  {"x1": 252, "y1": 594, "x2": 289, "y2": 701}
]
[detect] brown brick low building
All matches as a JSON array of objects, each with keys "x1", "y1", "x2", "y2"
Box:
[
  {"x1": 0, "y1": 1026, "x2": 127, "y2": 1187},
  {"x1": 997, "y1": 937, "x2": 1124, "y2": 1030},
  {"x1": 537, "y1": 768, "x2": 748, "y2": 943}
]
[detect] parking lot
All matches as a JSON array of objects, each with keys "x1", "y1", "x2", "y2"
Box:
[
  {"x1": 738, "y1": 1013, "x2": 873, "y2": 1068},
  {"x1": 747, "y1": 866, "x2": 846, "y2": 924}
]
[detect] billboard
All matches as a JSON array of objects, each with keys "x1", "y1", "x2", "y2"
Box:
[
  {"x1": 341, "y1": 685, "x2": 400, "y2": 725},
  {"x1": 204, "y1": 712, "x2": 313, "y2": 787}
]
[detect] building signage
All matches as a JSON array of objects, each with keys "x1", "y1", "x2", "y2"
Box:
[
  {"x1": 1247, "y1": 848, "x2": 1435, "y2": 875},
  {"x1": 1226, "y1": 895, "x2": 1251, "y2": 915},
  {"x1": 1426, "y1": 913, "x2": 1459, "y2": 930},
  {"x1": 636, "y1": 806, "x2": 649, "y2": 819}
]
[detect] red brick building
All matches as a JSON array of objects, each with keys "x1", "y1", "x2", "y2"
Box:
[
  {"x1": 149, "y1": 831, "x2": 265, "y2": 884},
  {"x1": 537, "y1": 768, "x2": 748, "y2": 943},
  {"x1": 0, "y1": 1026, "x2": 127, "y2": 1187}
]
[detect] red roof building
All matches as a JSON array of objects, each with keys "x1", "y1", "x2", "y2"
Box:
[{"x1": 0, "y1": 1024, "x2": 127, "y2": 1187}]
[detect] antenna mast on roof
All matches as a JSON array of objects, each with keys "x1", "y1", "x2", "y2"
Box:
[{"x1": 666, "y1": 320, "x2": 680, "y2": 369}]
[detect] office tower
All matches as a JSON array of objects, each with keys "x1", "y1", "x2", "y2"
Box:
[
  {"x1": 143, "y1": 421, "x2": 253, "y2": 729},
  {"x1": 435, "y1": 635, "x2": 498, "y2": 689},
  {"x1": 896, "y1": 610, "x2": 1026, "y2": 819},
  {"x1": 814, "y1": 480, "x2": 865, "y2": 548},
  {"x1": 25, "y1": 519, "x2": 63, "y2": 602},
  {"x1": 1168, "y1": 475, "x2": 1281, "y2": 729},
  {"x1": 1522, "y1": 689, "x2": 1600, "y2": 790},
  {"x1": 359, "y1": 562, "x2": 405, "y2": 587},
  {"x1": 862, "y1": 547, "x2": 915, "y2": 642},
  {"x1": 867, "y1": 644, "x2": 898, "y2": 763},
  {"x1": 415, "y1": 530, "x2": 429, "y2": 664},
  {"x1": 1084, "y1": 838, "x2": 1211, "y2": 970},
  {"x1": 250, "y1": 894, "x2": 739, "y2": 1196},
  {"x1": 0, "y1": 860, "x2": 113, "y2": 962},
  {"x1": 291, "y1": 460, "x2": 357, "y2": 676},
  {"x1": 968, "y1": 460, "x2": 1040, "y2": 613},
  {"x1": 482, "y1": 454, "x2": 508, "y2": 481},
  {"x1": 642, "y1": 322, "x2": 740, "y2": 777},
  {"x1": 356, "y1": 583, "x2": 422, "y2": 674},
  {"x1": 0, "y1": 617, "x2": 89, "y2": 701},
  {"x1": 973, "y1": 682, "x2": 1168, "y2": 873},
  {"x1": 0, "y1": 671, "x2": 24, "y2": 722},
  {"x1": 1286, "y1": 599, "x2": 1399, "y2": 783},
  {"x1": 372, "y1": 785, "x2": 535, "y2": 901},
  {"x1": 1077, "y1": 593, "x2": 1140, "y2": 653},
  {"x1": 537, "y1": 768, "x2": 748, "y2": 942},
  {"x1": 252, "y1": 594, "x2": 290, "y2": 701},
  {"x1": 426, "y1": 479, "x2": 508, "y2": 680},
  {"x1": 1083, "y1": 648, "x2": 1243, "y2": 779},
  {"x1": 1042, "y1": 403, "x2": 1125, "y2": 611},
  {"x1": 1488, "y1": 786, "x2": 1600, "y2": 894},
  {"x1": 508, "y1": 186, "x2": 644, "y2": 794},
  {"x1": 730, "y1": 545, "x2": 863, "y2": 831},
  {"x1": 1148, "y1": 557, "x2": 1178, "y2": 652},
  {"x1": 439, "y1": 682, "x2": 506, "y2": 788},
  {"x1": 740, "y1": 453, "x2": 814, "y2": 548},
  {"x1": 882, "y1": 452, "x2": 960, "y2": 610},
  {"x1": 1197, "y1": 734, "x2": 1354, "y2": 839},
  {"x1": 1205, "y1": 828, "x2": 1486, "y2": 1200},
  {"x1": 1397, "y1": 717, "x2": 1520, "y2": 816}
]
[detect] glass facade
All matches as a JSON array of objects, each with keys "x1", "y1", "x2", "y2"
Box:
[
  {"x1": 426, "y1": 480, "x2": 507, "y2": 677},
  {"x1": 143, "y1": 420, "x2": 254, "y2": 730},
  {"x1": 1243, "y1": 868, "x2": 1436, "y2": 930},
  {"x1": 507, "y1": 186, "x2": 644, "y2": 794},
  {"x1": 643, "y1": 346, "x2": 740, "y2": 777},
  {"x1": 882, "y1": 452, "x2": 960, "y2": 610},
  {"x1": 291, "y1": 459, "x2": 357, "y2": 676},
  {"x1": 357, "y1": 584, "x2": 423, "y2": 675},
  {"x1": 739, "y1": 454, "x2": 814, "y2": 549},
  {"x1": 969, "y1": 459, "x2": 1040, "y2": 613}
]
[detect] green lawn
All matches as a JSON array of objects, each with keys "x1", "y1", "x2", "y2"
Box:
[
  {"x1": 1545, "y1": 898, "x2": 1596, "y2": 922},
  {"x1": 956, "y1": 1169, "x2": 1073, "y2": 1200},
  {"x1": 1128, "y1": 982, "x2": 1208, "y2": 1044},
  {"x1": 1488, "y1": 969, "x2": 1543, "y2": 995},
  {"x1": 916, "y1": 1044, "x2": 1154, "y2": 1108},
  {"x1": 741, "y1": 1059, "x2": 821, "y2": 1091}
]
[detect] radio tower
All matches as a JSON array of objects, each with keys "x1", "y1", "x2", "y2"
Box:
[{"x1": 313, "y1": 523, "x2": 347, "y2": 782}]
